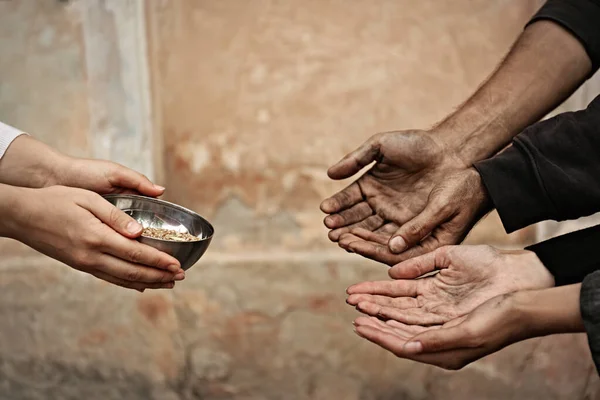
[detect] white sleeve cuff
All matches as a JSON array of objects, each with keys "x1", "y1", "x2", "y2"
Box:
[{"x1": 0, "y1": 121, "x2": 27, "y2": 159}]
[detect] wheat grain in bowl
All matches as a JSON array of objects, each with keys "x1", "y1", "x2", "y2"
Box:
[
  {"x1": 103, "y1": 194, "x2": 214, "y2": 270},
  {"x1": 142, "y1": 227, "x2": 200, "y2": 242}
]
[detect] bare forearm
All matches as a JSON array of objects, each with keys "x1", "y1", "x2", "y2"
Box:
[
  {"x1": 435, "y1": 21, "x2": 592, "y2": 163},
  {"x1": 513, "y1": 284, "x2": 585, "y2": 340},
  {"x1": 0, "y1": 135, "x2": 68, "y2": 188}
]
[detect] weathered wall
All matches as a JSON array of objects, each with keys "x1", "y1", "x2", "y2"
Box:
[
  {"x1": 0, "y1": 1, "x2": 91, "y2": 257},
  {"x1": 148, "y1": 0, "x2": 541, "y2": 252},
  {"x1": 0, "y1": 0, "x2": 90, "y2": 156},
  {"x1": 1, "y1": 0, "x2": 599, "y2": 399}
]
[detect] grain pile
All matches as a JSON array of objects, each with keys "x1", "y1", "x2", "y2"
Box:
[{"x1": 142, "y1": 227, "x2": 199, "y2": 242}]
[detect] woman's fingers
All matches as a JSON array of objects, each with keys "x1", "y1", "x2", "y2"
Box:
[
  {"x1": 81, "y1": 193, "x2": 143, "y2": 239},
  {"x1": 108, "y1": 164, "x2": 165, "y2": 197},
  {"x1": 91, "y1": 270, "x2": 175, "y2": 292},
  {"x1": 94, "y1": 253, "x2": 184, "y2": 284},
  {"x1": 100, "y1": 228, "x2": 182, "y2": 273}
]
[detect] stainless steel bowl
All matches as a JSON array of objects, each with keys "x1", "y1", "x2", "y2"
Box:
[{"x1": 103, "y1": 194, "x2": 214, "y2": 271}]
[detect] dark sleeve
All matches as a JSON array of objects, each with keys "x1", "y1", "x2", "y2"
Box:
[
  {"x1": 526, "y1": 224, "x2": 600, "y2": 286},
  {"x1": 580, "y1": 270, "x2": 600, "y2": 373},
  {"x1": 529, "y1": 0, "x2": 600, "y2": 74},
  {"x1": 474, "y1": 95, "x2": 600, "y2": 233}
]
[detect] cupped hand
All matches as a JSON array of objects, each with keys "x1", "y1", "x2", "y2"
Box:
[
  {"x1": 346, "y1": 245, "x2": 554, "y2": 325},
  {"x1": 10, "y1": 186, "x2": 184, "y2": 291},
  {"x1": 352, "y1": 292, "x2": 521, "y2": 370},
  {"x1": 55, "y1": 157, "x2": 165, "y2": 197},
  {"x1": 320, "y1": 130, "x2": 467, "y2": 244},
  {"x1": 353, "y1": 283, "x2": 583, "y2": 370},
  {"x1": 337, "y1": 168, "x2": 492, "y2": 266}
]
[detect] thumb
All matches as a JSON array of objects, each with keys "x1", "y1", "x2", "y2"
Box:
[
  {"x1": 85, "y1": 192, "x2": 144, "y2": 238},
  {"x1": 402, "y1": 323, "x2": 470, "y2": 354},
  {"x1": 327, "y1": 135, "x2": 381, "y2": 179},
  {"x1": 111, "y1": 165, "x2": 165, "y2": 197},
  {"x1": 388, "y1": 250, "x2": 438, "y2": 279},
  {"x1": 388, "y1": 201, "x2": 448, "y2": 254}
]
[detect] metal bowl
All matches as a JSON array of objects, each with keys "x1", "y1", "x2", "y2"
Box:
[{"x1": 103, "y1": 194, "x2": 214, "y2": 271}]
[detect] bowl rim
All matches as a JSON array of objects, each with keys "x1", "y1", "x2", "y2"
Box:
[{"x1": 102, "y1": 194, "x2": 215, "y2": 242}]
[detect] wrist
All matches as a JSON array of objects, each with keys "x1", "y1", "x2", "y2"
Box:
[
  {"x1": 511, "y1": 285, "x2": 584, "y2": 339},
  {"x1": 0, "y1": 184, "x2": 30, "y2": 238},
  {"x1": 500, "y1": 249, "x2": 555, "y2": 291},
  {"x1": 431, "y1": 113, "x2": 512, "y2": 165},
  {"x1": 462, "y1": 167, "x2": 493, "y2": 216},
  {"x1": 0, "y1": 135, "x2": 69, "y2": 188},
  {"x1": 47, "y1": 153, "x2": 74, "y2": 187}
]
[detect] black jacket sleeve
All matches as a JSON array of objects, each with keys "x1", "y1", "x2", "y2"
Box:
[
  {"x1": 529, "y1": 0, "x2": 600, "y2": 74},
  {"x1": 526, "y1": 224, "x2": 600, "y2": 286},
  {"x1": 474, "y1": 95, "x2": 600, "y2": 233}
]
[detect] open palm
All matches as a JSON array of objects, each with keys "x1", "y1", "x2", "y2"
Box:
[
  {"x1": 337, "y1": 168, "x2": 491, "y2": 265},
  {"x1": 320, "y1": 130, "x2": 467, "y2": 244},
  {"x1": 346, "y1": 245, "x2": 554, "y2": 325}
]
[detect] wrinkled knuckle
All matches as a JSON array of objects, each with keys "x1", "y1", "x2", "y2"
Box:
[
  {"x1": 411, "y1": 260, "x2": 425, "y2": 275},
  {"x1": 406, "y1": 223, "x2": 424, "y2": 239},
  {"x1": 437, "y1": 202, "x2": 454, "y2": 215},
  {"x1": 377, "y1": 307, "x2": 390, "y2": 318},
  {"x1": 109, "y1": 206, "x2": 123, "y2": 227},
  {"x1": 127, "y1": 249, "x2": 144, "y2": 264},
  {"x1": 82, "y1": 233, "x2": 102, "y2": 248},
  {"x1": 150, "y1": 255, "x2": 163, "y2": 269},
  {"x1": 436, "y1": 245, "x2": 451, "y2": 257},
  {"x1": 73, "y1": 251, "x2": 94, "y2": 269},
  {"x1": 339, "y1": 191, "x2": 352, "y2": 205},
  {"x1": 126, "y1": 269, "x2": 142, "y2": 282}
]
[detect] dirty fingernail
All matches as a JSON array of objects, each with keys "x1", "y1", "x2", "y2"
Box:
[
  {"x1": 126, "y1": 221, "x2": 142, "y2": 234},
  {"x1": 403, "y1": 341, "x2": 423, "y2": 354},
  {"x1": 390, "y1": 236, "x2": 407, "y2": 253}
]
